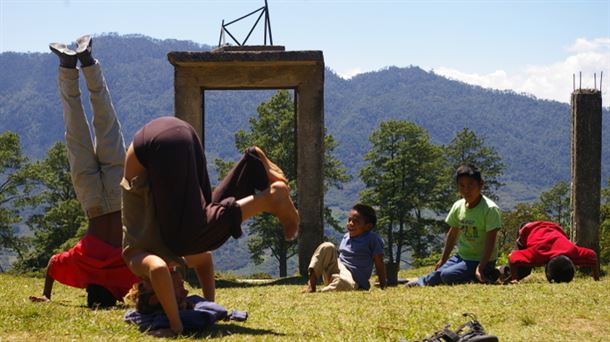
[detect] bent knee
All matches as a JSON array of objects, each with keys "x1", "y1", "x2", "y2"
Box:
[
  {"x1": 270, "y1": 181, "x2": 289, "y2": 194},
  {"x1": 317, "y1": 242, "x2": 336, "y2": 251},
  {"x1": 440, "y1": 270, "x2": 468, "y2": 285}
]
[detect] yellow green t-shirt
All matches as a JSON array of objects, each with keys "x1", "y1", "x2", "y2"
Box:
[{"x1": 445, "y1": 195, "x2": 501, "y2": 261}]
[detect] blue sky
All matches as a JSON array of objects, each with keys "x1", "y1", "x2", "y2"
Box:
[{"x1": 1, "y1": 0, "x2": 609, "y2": 104}]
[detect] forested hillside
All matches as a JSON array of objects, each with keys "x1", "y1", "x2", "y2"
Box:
[{"x1": 2, "y1": 33, "x2": 608, "y2": 274}]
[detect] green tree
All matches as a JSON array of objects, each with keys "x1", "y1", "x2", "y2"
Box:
[
  {"x1": 498, "y1": 203, "x2": 546, "y2": 256},
  {"x1": 0, "y1": 132, "x2": 31, "y2": 262},
  {"x1": 14, "y1": 142, "x2": 86, "y2": 271},
  {"x1": 533, "y1": 181, "x2": 571, "y2": 231},
  {"x1": 360, "y1": 120, "x2": 448, "y2": 284},
  {"x1": 215, "y1": 90, "x2": 350, "y2": 277},
  {"x1": 444, "y1": 128, "x2": 505, "y2": 200}
]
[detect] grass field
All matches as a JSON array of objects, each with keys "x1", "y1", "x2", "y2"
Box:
[{"x1": 1, "y1": 267, "x2": 608, "y2": 341}]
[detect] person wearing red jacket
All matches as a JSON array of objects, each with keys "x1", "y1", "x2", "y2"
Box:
[
  {"x1": 29, "y1": 35, "x2": 138, "y2": 307},
  {"x1": 508, "y1": 221, "x2": 599, "y2": 283}
]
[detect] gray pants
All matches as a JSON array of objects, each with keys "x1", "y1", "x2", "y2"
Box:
[{"x1": 58, "y1": 63, "x2": 125, "y2": 218}]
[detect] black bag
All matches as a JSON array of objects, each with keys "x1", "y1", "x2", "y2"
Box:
[{"x1": 402, "y1": 313, "x2": 499, "y2": 342}]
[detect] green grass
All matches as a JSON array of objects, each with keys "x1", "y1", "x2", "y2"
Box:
[{"x1": 1, "y1": 267, "x2": 609, "y2": 341}]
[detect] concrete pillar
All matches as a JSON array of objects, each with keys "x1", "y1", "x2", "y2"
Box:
[
  {"x1": 296, "y1": 73, "x2": 325, "y2": 276},
  {"x1": 174, "y1": 67, "x2": 203, "y2": 144},
  {"x1": 570, "y1": 89, "x2": 602, "y2": 254}
]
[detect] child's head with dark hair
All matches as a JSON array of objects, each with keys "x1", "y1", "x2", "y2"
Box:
[
  {"x1": 545, "y1": 255, "x2": 575, "y2": 283},
  {"x1": 86, "y1": 284, "x2": 117, "y2": 308},
  {"x1": 347, "y1": 204, "x2": 376, "y2": 238},
  {"x1": 352, "y1": 204, "x2": 376, "y2": 227},
  {"x1": 455, "y1": 164, "x2": 482, "y2": 183},
  {"x1": 455, "y1": 165, "x2": 484, "y2": 206}
]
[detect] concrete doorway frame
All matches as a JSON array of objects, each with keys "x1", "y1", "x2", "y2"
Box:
[{"x1": 168, "y1": 49, "x2": 324, "y2": 276}]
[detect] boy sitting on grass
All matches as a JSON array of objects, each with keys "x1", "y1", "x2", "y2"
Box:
[
  {"x1": 408, "y1": 165, "x2": 501, "y2": 287},
  {"x1": 504, "y1": 221, "x2": 599, "y2": 283},
  {"x1": 304, "y1": 204, "x2": 386, "y2": 292}
]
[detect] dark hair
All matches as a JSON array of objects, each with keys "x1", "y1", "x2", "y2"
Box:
[
  {"x1": 455, "y1": 164, "x2": 482, "y2": 183},
  {"x1": 86, "y1": 284, "x2": 117, "y2": 308},
  {"x1": 545, "y1": 255, "x2": 575, "y2": 283},
  {"x1": 352, "y1": 204, "x2": 376, "y2": 227}
]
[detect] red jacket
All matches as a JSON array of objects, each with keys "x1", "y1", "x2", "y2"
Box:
[
  {"x1": 509, "y1": 221, "x2": 597, "y2": 267},
  {"x1": 48, "y1": 234, "x2": 139, "y2": 300}
]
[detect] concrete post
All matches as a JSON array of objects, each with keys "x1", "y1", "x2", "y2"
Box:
[
  {"x1": 570, "y1": 89, "x2": 602, "y2": 254},
  {"x1": 296, "y1": 74, "x2": 325, "y2": 276},
  {"x1": 174, "y1": 67, "x2": 203, "y2": 145}
]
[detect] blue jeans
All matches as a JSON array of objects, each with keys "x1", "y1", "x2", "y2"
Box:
[{"x1": 416, "y1": 255, "x2": 496, "y2": 286}]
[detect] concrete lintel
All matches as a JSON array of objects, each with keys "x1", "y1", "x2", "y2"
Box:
[
  {"x1": 168, "y1": 50, "x2": 323, "y2": 66},
  {"x1": 212, "y1": 45, "x2": 286, "y2": 52},
  {"x1": 174, "y1": 64, "x2": 320, "y2": 90}
]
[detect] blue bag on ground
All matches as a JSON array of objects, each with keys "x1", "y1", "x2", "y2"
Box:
[{"x1": 124, "y1": 295, "x2": 231, "y2": 332}]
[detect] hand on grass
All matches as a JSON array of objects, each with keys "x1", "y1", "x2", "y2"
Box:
[
  {"x1": 147, "y1": 328, "x2": 177, "y2": 338},
  {"x1": 434, "y1": 259, "x2": 446, "y2": 271},
  {"x1": 301, "y1": 286, "x2": 315, "y2": 293},
  {"x1": 29, "y1": 295, "x2": 50, "y2": 303}
]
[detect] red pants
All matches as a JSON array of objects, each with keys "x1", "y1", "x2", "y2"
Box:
[{"x1": 48, "y1": 234, "x2": 139, "y2": 300}]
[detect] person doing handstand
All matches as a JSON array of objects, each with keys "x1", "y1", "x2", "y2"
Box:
[
  {"x1": 29, "y1": 35, "x2": 138, "y2": 307},
  {"x1": 122, "y1": 116, "x2": 300, "y2": 337}
]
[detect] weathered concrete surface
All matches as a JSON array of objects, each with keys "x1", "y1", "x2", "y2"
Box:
[
  {"x1": 168, "y1": 50, "x2": 325, "y2": 276},
  {"x1": 570, "y1": 89, "x2": 602, "y2": 254},
  {"x1": 212, "y1": 45, "x2": 286, "y2": 53},
  {"x1": 169, "y1": 50, "x2": 321, "y2": 65}
]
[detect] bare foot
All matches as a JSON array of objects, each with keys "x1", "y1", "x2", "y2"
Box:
[
  {"x1": 29, "y1": 295, "x2": 50, "y2": 303},
  {"x1": 253, "y1": 146, "x2": 288, "y2": 184},
  {"x1": 269, "y1": 181, "x2": 299, "y2": 240}
]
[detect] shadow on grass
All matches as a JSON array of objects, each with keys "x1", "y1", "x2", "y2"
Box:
[
  {"x1": 187, "y1": 276, "x2": 305, "y2": 289},
  {"x1": 189, "y1": 323, "x2": 286, "y2": 339},
  {"x1": 48, "y1": 301, "x2": 131, "y2": 311}
]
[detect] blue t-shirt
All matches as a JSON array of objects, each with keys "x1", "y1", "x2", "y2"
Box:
[{"x1": 338, "y1": 231, "x2": 384, "y2": 290}]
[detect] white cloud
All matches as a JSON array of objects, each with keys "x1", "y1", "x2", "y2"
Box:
[
  {"x1": 337, "y1": 67, "x2": 364, "y2": 80},
  {"x1": 568, "y1": 37, "x2": 610, "y2": 53},
  {"x1": 435, "y1": 37, "x2": 610, "y2": 105}
]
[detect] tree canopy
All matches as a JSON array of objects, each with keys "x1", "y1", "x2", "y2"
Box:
[
  {"x1": 360, "y1": 120, "x2": 448, "y2": 282},
  {"x1": 444, "y1": 128, "x2": 505, "y2": 201},
  {"x1": 13, "y1": 142, "x2": 86, "y2": 271},
  {"x1": 0, "y1": 132, "x2": 30, "y2": 262}
]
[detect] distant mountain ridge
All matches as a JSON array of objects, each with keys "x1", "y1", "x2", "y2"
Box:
[{"x1": 1, "y1": 33, "x2": 608, "y2": 275}]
